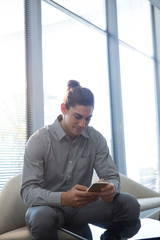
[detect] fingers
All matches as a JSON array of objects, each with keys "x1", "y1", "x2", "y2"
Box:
[
  {"x1": 100, "y1": 191, "x2": 115, "y2": 202},
  {"x1": 74, "y1": 184, "x2": 88, "y2": 192},
  {"x1": 98, "y1": 183, "x2": 115, "y2": 202},
  {"x1": 74, "y1": 184, "x2": 98, "y2": 200},
  {"x1": 67, "y1": 185, "x2": 99, "y2": 208},
  {"x1": 63, "y1": 183, "x2": 115, "y2": 208}
]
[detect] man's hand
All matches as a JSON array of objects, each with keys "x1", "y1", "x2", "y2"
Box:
[
  {"x1": 61, "y1": 184, "x2": 98, "y2": 208},
  {"x1": 97, "y1": 179, "x2": 115, "y2": 202}
]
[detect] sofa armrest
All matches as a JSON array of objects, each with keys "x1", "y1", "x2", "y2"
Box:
[
  {"x1": 138, "y1": 197, "x2": 160, "y2": 211},
  {"x1": 120, "y1": 173, "x2": 160, "y2": 199}
]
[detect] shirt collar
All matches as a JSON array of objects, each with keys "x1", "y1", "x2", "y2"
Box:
[{"x1": 52, "y1": 115, "x2": 90, "y2": 141}]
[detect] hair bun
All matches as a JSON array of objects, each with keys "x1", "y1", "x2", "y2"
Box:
[{"x1": 67, "y1": 80, "x2": 80, "y2": 91}]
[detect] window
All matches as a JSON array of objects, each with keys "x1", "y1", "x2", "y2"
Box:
[
  {"x1": 117, "y1": 0, "x2": 160, "y2": 190},
  {"x1": 0, "y1": 0, "x2": 26, "y2": 191},
  {"x1": 1, "y1": 0, "x2": 160, "y2": 193},
  {"x1": 41, "y1": 0, "x2": 160, "y2": 191},
  {"x1": 41, "y1": 1, "x2": 112, "y2": 148},
  {"x1": 49, "y1": 0, "x2": 106, "y2": 30},
  {"x1": 117, "y1": 0, "x2": 153, "y2": 55}
]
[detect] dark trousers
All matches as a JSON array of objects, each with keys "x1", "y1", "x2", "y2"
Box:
[{"x1": 25, "y1": 193, "x2": 140, "y2": 240}]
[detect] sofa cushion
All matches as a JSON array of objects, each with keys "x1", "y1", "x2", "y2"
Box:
[
  {"x1": 0, "y1": 226, "x2": 31, "y2": 240},
  {"x1": 0, "y1": 174, "x2": 28, "y2": 234},
  {"x1": 0, "y1": 226, "x2": 79, "y2": 240}
]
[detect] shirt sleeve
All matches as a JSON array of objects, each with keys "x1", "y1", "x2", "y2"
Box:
[
  {"x1": 94, "y1": 132, "x2": 121, "y2": 194},
  {"x1": 20, "y1": 130, "x2": 62, "y2": 207}
]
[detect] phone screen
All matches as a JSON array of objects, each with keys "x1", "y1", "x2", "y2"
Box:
[{"x1": 87, "y1": 182, "x2": 108, "y2": 192}]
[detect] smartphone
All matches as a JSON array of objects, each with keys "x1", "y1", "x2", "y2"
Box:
[{"x1": 87, "y1": 182, "x2": 108, "y2": 192}]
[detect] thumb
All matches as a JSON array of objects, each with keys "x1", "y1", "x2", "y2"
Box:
[{"x1": 74, "y1": 184, "x2": 88, "y2": 191}]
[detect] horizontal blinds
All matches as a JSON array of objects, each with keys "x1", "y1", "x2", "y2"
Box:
[
  {"x1": 0, "y1": 0, "x2": 44, "y2": 192},
  {"x1": 0, "y1": 95, "x2": 26, "y2": 192},
  {"x1": 0, "y1": 0, "x2": 26, "y2": 191}
]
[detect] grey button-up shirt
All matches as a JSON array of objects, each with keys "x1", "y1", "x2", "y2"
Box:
[{"x1": 20, "y1": 116, "x2": 120, "y2": 207}]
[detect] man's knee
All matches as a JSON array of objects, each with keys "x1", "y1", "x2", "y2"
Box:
[
  {"x1": 114, "y1": 193, "x2": 140, "y2": 220},
  {"x1": 26, "y1": 205, "x2": 59, "y2": 227},
  {"x1": 26, "y1": 206, "x2": 60, "y2": 240}
]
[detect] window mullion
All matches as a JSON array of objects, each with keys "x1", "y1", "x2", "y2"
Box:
[
  {"x1": 106, "y1": 0, "x2": 126, "y2": 174},
  {"x1": 24, "y1": 0, "x2": 44, "y2": 139},
  {"x1": 151, "y1": 5, "x2": 160, "y2": 177}
]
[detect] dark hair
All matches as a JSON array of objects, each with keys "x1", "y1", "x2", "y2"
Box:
[{"x1": 63, "y1": 80, "x2": 94, "y2": 110}]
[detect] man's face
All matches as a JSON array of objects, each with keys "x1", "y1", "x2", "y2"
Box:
[{"x1": 61, "y1": 104, "x2": 93, "y2": 139}]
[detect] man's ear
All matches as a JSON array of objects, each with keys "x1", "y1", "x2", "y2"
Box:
[{"x1": 61, "y1": 103, "x2": 66, "y2": 114}]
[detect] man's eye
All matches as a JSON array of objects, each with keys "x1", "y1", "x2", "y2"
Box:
[
  {"x1": 86, "y1": 118, "x2": 91, "y2": 121},
  {"x1": 75, "y1": 116, "x2": 81, "y2": 119}
]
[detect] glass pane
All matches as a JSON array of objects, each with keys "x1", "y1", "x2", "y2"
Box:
[
  {"x1": 0, "y1": 0, "x2": 26, "y2": 191},
  {"x1": 42, "y1": 1, "x2": 112, "y2": 149},
  {"x1": 155, "y1": 7, "x2": 160, "y2": 61},
  {"x1": 117, "y1": 0, "x2": 153, "y2": 56},
  {"x1": 48, "y1": 0, "x2": 106, "y2": 30},
  {"x1": 119, "y1": 44, "x2": 159, "y2": 191},
  {"x1": 156, "y1": 7, "x2": 160, "y2": 102}
]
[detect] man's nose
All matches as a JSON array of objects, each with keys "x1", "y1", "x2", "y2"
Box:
[{"x1": 79, "y1": 119, "x2": 86, "y2": 128}]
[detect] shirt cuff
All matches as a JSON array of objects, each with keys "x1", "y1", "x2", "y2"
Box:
[{"x1": 47, "y1": 191, "x2": 62, "y2": 206}]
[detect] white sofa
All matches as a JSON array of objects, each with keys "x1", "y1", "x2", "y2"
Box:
[
  {"x1": 0, "y1": 174, "x2": 78, "y2": 240},
  {"x1": 0, "y1": 173, "x2": 160, "y2": 239},
  {"x1": 120, "y1": 173, "x2": 160, "y2": 219}
]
